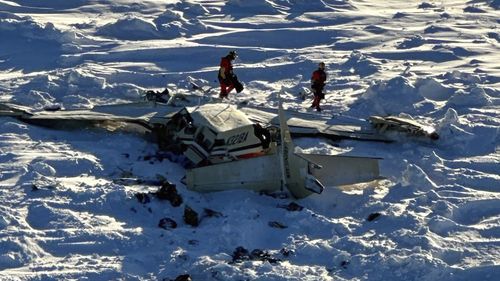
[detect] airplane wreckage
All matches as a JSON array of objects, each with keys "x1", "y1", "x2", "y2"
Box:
[{"x1": 0, "y1": 90, "x2": 438, "y2": 199}]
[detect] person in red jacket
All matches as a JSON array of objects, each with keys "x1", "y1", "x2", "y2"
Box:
[
  {"x1": 218, "y1": 51, "x2": 238, "y2": 98},
  {"x1": 311, "y1": 62, "x2": 327, "y2": 112}
]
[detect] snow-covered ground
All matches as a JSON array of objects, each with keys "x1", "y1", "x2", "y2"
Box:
[{"x1": 0, "y1": 0, "x2": 499, "y2": 280}]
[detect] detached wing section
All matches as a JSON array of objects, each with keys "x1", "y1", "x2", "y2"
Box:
[
  {"x1": 0, "y1": 101, "x2": 179, "y2": 130},
  {"x1": 0, "y1": 103, "x2": 33, "y2": 116},
  {"x1": 240, "y1": 106, "x2": 390, "y2": 142}
]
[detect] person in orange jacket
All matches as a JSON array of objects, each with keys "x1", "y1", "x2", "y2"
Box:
[
  {"x1": 218, "y1": 51, "x2": 238, "y2": 98},
  {"x1": 311, "y1": 62, "x2": 327, "y2": 112}
]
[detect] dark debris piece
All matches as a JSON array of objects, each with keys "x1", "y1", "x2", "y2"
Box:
[
  {"x1": 250, "y1": 249, "x2": 281, "y2": 264},
  {"x1": 142, "y1": 151, "x2": 187, "y2": 164},
  {"x1": 268, "y1": 221, "x2": 288, "y2": 229},
  {"x1": 340, "y1": 260, "x2": 350, "y2": 269},
  {"x1": 203, "y1": 208, "x2": 223, "y2": 218},
  {"x1": 174, "y1": 274, "x2": 192, "y2": 281},
  {"x1": 183, "y1": 206, "x2": 199, "y2": 227},
  {"x1": 155, "y1": 182, "x2": 183, "y2": 207},
  {"x1": 188, "y1": 239, "x2": 199, "y2": 246},
  {"x1": 260, "y1": 191, "x2": 290, "y2": 199},
  {"x1": 418, "y1": 2, "x2": 436, "y2": 9},
  {"x1": 158, "y1": 218, "x2": 177, "y2": 230},
  {"x1": 231, "y1": 246, "x2": 251, "y2": 263},
  {"x1": 135, "y1": 192, "x2": 151, "y2": 204},
  {"x1": 366, "y1": 212, "x2": 382, "y2": 222},
  {"x1": 114, "y1": 177, "x2": 165, "y2": 186},
  {"x1": 31, "y1": 184, "x2": 56, "y2": 191},
  {"x1": 280, "y1": 247, "x2": 294, "y2": 257},
  {"x1": 162, "y1": 274, "x2": 192, "y2": 281},
  {"x1": 231, "y1": 246, "x2": 281, "y2": 264},
  {"x1": 278, "y1": 202, "x2": 304, "y2": 211}
]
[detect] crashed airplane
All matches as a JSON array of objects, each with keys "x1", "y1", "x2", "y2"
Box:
[{"x1": 0, "y1": 91, "x2": 437, "y2": 198}]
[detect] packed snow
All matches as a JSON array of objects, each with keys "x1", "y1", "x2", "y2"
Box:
[{"x1": 0, "y1": 0, "x2": 499, "y2": 280}]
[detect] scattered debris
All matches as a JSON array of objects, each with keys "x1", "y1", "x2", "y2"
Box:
[
  {"x1": 231, "y1": 246, "x2": 281, "y2": 264},
  {"x1": 135, "y1": 192, "x2": 151, "y2": 204},
  {"x1": 144, "y1": 88, "x2": 170, "y2": 103},
  {"x1": 231, "y1": 246, "x2": 250, "y2": 263},
  {"x1": 250, "y1": 249, "x2": 280, "y2": 264},
  {"x1": 278, "y1": 202, "x2": 303, "y2": 211},
  {"x1": 183, "y1": 206, "x2": 199, "y2": 227},
  {"x1": 141, "y1": 152, "x2": 185, "y2": 163},
  {"x1": 158, "y1": 218, "x2": 177, "y2": 230},
  {"x1": 366, "y1": 212, "x2": 382, "y2": 221},
  {"x1": 155, "y1": 182, "x2": 183, "y2": 207},
  {"x1": 268, "y1": 221, "x2": 288, "y2": 229}
]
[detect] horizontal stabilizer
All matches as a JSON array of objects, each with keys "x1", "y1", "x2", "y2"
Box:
[
  {"x1": 297, "y1": 153, "x2": 381, "y2": 187},
  {"x1": 186, "y1": 154, "x2": 281, "y2": 193}
]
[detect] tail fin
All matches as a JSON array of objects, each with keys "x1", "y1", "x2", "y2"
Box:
[{"x1": 278, "y1": 88, "x2": 324, "y2": 198}]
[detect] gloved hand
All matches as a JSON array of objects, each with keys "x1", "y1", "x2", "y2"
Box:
[
  {"x1": 229, "y1": 74, "x2": 238, "y2": 82},
  {"x1": 312, "y1": 83, "x2": 324, "y2": 91}
]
